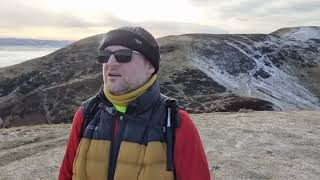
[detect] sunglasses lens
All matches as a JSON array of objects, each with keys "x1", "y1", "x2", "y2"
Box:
[
  {"x1": 97, "y1": 55, "x2": 108, "y2": 63},
  {"x1": 97, "y1": 50, "x2": 112, "y2": 63},
  {"x1": 97, "y1": 49, "x2": 132, "y2": 63},
  {"x1": 115, "y1": 49, "x2": 132, "y2": 63}
]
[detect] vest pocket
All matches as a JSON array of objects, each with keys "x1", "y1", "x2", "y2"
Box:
[
  {"x1": 73, "y1": 139, "x2": 111, "y2": 180},
  {"x1": 86, "y1": 139, "x2": 111, "y2": 180},
  {"x1": 73, "y1": 139, "x2": 90, "y2": 180},
  {"x1": 138, "y1": 142, "x2": 174, "y2": 180},
  {"x1": 114, "y1": 141, "x2": 146, "y2": 180}
]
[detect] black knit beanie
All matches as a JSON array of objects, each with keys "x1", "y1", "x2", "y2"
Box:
[{"x1": 98, "y1": 26, "x2": 160, "y2": 74}]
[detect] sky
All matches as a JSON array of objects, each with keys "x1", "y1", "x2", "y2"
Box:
[{"x1": 0, "y1": 0, "x2": 319, "y2": 40}]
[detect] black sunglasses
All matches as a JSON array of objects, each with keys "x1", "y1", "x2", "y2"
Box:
[{"x1": 97, "y1": 49, "x2": 137, "y2": 63}]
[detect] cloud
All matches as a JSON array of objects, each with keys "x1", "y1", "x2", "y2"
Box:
[
  {"x1": 0, "y1": 1, "x2": 131, "y2": 29},
  {"x1": 189, "y1": 0, "x2": 320, "y2": 33},
  {"x1": 188, "y1": 0, "x2": 226, "y2": 6},
  {"x1": 209, "y1": 0, "x2": 318, "y2": 20},
  {"x1": 140, "y1": 21, "x2": 228, "y2": 37},
  {"x1": 0, "y1": 0, "x2": 318, "y2": 39},
  {"x1": 0, "y1": 2, "x2": 91, "y2": 28},
  {"x1": 265, "y1": 1, "x2": 320, "y2": 15},
  {"x1": 94, "y1": 15, "x2": 132, "y2": 28},
  {"x1": 94, "y1": 20, "x2": 226, "y2": 38}
]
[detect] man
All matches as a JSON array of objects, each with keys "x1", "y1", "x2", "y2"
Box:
[{"x1": 59, "y1": 27, "x2": 211, "y2": 180}]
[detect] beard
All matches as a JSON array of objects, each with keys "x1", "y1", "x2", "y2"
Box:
[{"x1": 104, "y1": 77, "x2": 145, "y2": 95}]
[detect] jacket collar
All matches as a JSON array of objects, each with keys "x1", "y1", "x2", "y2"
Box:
[{"x1": 98, "y1": 80, "x2": 161, "y2": 115}]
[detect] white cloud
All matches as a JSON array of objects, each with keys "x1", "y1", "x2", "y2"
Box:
[
  {"x1": 195, "y1": 0, "x2": 320, "y2": 33},
  {"x1": 0, "y1": 0, "x2": 319, "y2": 39}
]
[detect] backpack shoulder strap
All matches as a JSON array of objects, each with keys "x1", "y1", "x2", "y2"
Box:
[
  {"x1": 161, "y1": 94, "x2": 180, "y2": 174},
  {"x1": 161, "y1": 94, "x2": 180, "y2": 128},
  {"x1": 80, "y1": 94, "x2": 101, "y2": 138}
]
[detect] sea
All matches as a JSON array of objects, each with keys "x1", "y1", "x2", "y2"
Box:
[{"x1": 0, "y1": 46, "x2": 62, "y2": 68}]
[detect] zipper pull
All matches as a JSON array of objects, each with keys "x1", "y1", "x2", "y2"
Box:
[{"x1": 99, "y1": 103, "x2": 116, "y2": 115}]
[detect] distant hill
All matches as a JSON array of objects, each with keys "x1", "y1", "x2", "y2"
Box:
[
  {"x1": 271, "y1": 26, "x2": 320, "y2": 42},
  {"x1": 0, "y1": 26, "x2": 319, "y2": 127},
  {"x1": 0, "y1": 38, "x2": 73, "y2": 47}
]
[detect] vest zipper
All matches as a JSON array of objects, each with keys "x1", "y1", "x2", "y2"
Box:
[{"x1": 107, "y1": 112, "x2": 126, "y2": 180}]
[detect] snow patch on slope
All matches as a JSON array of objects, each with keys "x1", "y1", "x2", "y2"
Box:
[
  {"x1": 190, "y1": 36, "x2": 320, "y2": 111},
  {"x1": 272, "y1": 26, "x2": 320, "y2": 42}
]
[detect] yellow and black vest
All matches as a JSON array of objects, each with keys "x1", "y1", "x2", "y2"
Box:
[{"x1": 72, "y1": 81, "x2": 179, "y2": 180}]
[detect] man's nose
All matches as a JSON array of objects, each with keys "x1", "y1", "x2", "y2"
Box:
[{"x1": 106, "y1": 54, "x2": 119, "y2": 66}]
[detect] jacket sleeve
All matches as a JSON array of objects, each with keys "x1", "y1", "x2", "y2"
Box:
[
  {"x1": 174, "y1": 110, "x2": 212, "y2": 180},
  {"x1": 58, "y1": 107, "x2": 84, "y2": 180}
]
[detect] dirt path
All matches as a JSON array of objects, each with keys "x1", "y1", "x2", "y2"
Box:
[
  {"x1": 0, "y1": 124, "x2": 69, "y2": 179},
  {"x1": 0, "y1": 111, "x2": 320, "y2": 180},
  {"x1": 196, "y1": 111, "x2": 320, "y2": 180}
]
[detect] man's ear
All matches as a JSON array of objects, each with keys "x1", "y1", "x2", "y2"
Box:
[
  {"x1": 147, "y1": 65, "x2": 155, "y2": 75},
  {"x1": 144, "y1": 57, "x2": 155, "y2": 75}
]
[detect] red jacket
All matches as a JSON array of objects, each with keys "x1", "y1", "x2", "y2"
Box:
[{"x1": 58, "y1": 107, "x2": 211, "y2": 180}]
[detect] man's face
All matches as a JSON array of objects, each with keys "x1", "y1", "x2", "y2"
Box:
[{"x1": 103, "y1": 45, "x2": 155, "y2": 95}]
